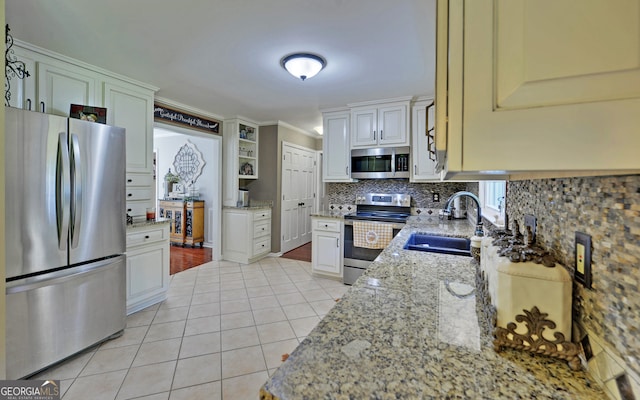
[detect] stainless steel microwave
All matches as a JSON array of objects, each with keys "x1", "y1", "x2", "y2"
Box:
[{"x1": 351, "y1": 147, "x2": 410, "y2": 179}]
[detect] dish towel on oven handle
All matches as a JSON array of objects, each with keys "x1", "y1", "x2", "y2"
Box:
[{"x1": 353, "y1": 221, "x2": 394, "y2": 249}]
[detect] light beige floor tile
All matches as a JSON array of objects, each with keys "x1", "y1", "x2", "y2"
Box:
[
  {"x1": 220, "y1": 299, "x2": 251, "y2": 314},
  {"x1": 289, "y1": 316, "x2": 321, "y2": 338},
  {"x1": 144, "y1": 320, "x2": 186, "y2": 343},
  {"x1": 287, "y1": 273, "x2": 313, "y2": 283},
  {"x1": 270, "y1": 283, "x2": 300, "y2": 295},
  {"x1": 80, "y1": 344, "x2": 138, "y2": 376},
  {"x1": 152, "y1": 306, "x2": 189, "y2": 324},
  {"x1": 116, "y1": 361, "x2": 175, "y2": 400},
  {"x1": 282, "y1": 303, "x2": 316, "y2": 320},
  {"x1": 220, "y1": 288, "x2": 248, "y2": 301},
  {"x1": 184, "y1": 316, "x2": 221, "y2": 336},
  {"x1": 159, "y1": 294, "x2": 192, "y2": 310},
  {"x1": 250, "y1": 295, "x2": 281, "y2": 310},
  {"x1": 64, "y1": 369, "x2": 127, "y2": 400},
  {"x1": 193, "y1": 283, "x2": 220, "y2": 294},
  {"x1": 243, "y1": 271, "x2": 267, "y2": 280},
  {"x1": 172, "y1": 353, "x2": 221, "y2": 390},
  {"x1": 302, "y1": 289, "x2": 332, "y2": 302},
  {"x1": 31, "y1": 349, "x2": 95, "y2": 381},
  {"x1": 261, "y1": 339, "x2": 300, "y2": 369},
  {"x1": 166, "y1": 285, "x2": 194, "y2": 298},
  {"x1": 257, "y1": 321, "x2": 296, "y2": 344},
  {"x1": 221, "y1": 326, "x2": 260, "y2": 351},
  {"x1": 169, "y1": 381, "x2": 221, "y2": 400},
  {"x1": 60, "y1": 378, "x2": 74, "y2": 398},
  {"x1": 267, "y1": 277, "x2": 293, "y2": 285},
  {"x1": 243, "y1": 278, "x2": 269, "y2": 288},
  {"x1": 221, "y1": 346, "x2": 266, "y2": 379},
  {"x1": 295, "y1": 280, "x2": 323, "y2": 291},
  {"x1": 188, "y1": 302, "x2": 221, "y2": 319},
  {"x1": 221, "y1": 311, "x2": 255, "y2": 330},
  {"x1": 132, "y1": 338, "x2": 181, "y2": 367},
  {"x1": 309, "y1": 299, "x2": 337, "y2": 316},
  {"x1": 275, "y1": 292, "x2": 306, "y2": 306},
  {"x1": 100, "y1": 326, "x2": 148, "y2": 350},
  {"x1": 220, "y1": 279, "x2": 245, "y2": 290},
  {"x1": 219, "y1": 272, "x2": 243, "y2": 282},
  {"x1": 246, "y1": 285, "x2": 274, "y2": 298},
  {"x1": 129, "y1": 392, "x2": 169, "y2": 400},
  {"x1": 180, "y1": 332, "x2": 221, "y2": 359},
  {"x1": 127, "y1": 310, "x2": 156, "y2": 328},
  {"x1": 190, "y1": 291, "x2": 220, "y2": 306},
  {"x1": 222, "y1": 370, "x2": 269, "y2": 400},
  {"x1": 252, "y1": 307, "x2": 287, "y2": 325}
]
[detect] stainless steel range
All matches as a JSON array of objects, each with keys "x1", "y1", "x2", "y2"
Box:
[{"x1": 343, "y1": 193, "x2": 411, "y2": 284}]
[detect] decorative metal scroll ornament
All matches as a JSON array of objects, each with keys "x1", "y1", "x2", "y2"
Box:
[
  {"x1": 173, "y1": 141, "x2": 206, "y2": 185},
  {"x1": 489, "y1": 221, "x2": 558, "y2": 267},
  {"x1": 5, "y1": 24, "x2": 31, "y2": 106},
  {"x1": 493, "y1": 306, "x2": 582, "y2": 371}
]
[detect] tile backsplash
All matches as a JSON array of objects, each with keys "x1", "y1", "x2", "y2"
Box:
[
  {"x1": 326, "y1": 180, "x2": 468, "y2": 214},
  {"x1": 506, "y1": 174, "x2": 640, "y2": 397}
]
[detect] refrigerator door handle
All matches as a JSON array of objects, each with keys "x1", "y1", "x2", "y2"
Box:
[
  {"x1": 70, "y1": 133, "x2": 83, "y2": 249},
  {"x1": 56, "y1": 132, "x2": 71, "y2": 250}
]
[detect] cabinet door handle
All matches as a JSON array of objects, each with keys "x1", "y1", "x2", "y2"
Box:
[
  {"x1": 380, "y1": 130, "x2": 383, "y2": 140},
  {"x1": 40, "y1": 102, "x2": 45, "y2": 113},
  {"x1": 346, "y1": 166, "x2": 349, "y2": 175},
  {"x1": 373, "y1": 130, "x2": 376, "y2": 140},
  {"x1": 414, "y1": 165, "x2": 417, "y2": 174},
  {"x1": 324, "y1": 224, "x2": 328, "y2": 228},
  {"x1": 336, "y1": 238, "x2": 340, "y2": 248},
  {"x1": 26, "y1": 99, "x2": 32, "y2": 111}
]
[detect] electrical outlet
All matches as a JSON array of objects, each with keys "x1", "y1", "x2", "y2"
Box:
[
  {"x1": 433, "y1": 193, "x2": 440, "y2": 202},
  {"x1": 524, "y1": 214, "x2": 536, "y2": 242},
  {"x1": 575, "y1": 232, "x2": 592, "y2": 289}
]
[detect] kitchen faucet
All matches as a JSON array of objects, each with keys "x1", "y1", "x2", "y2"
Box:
[{"x1": 442, "y1": 191, "x2": 484, "y2": 237}]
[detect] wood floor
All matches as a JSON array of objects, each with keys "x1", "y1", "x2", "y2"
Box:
[
  {"x1": 170, "y1": 245, "x2": 213, "y2": 275},
  {"x1": 281, "y1": 242, "x2": 312, "y2": 263}
]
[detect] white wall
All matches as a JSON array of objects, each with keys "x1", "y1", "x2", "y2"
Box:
[{"x1": 154, "y1": 124, "x2": 222, "y2": 259}]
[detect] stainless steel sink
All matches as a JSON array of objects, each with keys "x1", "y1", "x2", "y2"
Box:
[{"x1": 403, "y1": 233, "x2": 471, "y2": 257}]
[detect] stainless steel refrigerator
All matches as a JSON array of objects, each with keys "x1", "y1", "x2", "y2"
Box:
[{"x1": 4, "y1": 107, "x2": 127, "y2": 379}]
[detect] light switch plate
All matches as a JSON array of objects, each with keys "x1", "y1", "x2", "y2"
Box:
[{"x1": 575, "y1": 232, "x2": 592, "y2": 289}]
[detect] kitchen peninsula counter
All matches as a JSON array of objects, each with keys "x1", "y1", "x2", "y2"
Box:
[{"x1": 261, "y1": 217, "x2": 604, "y2": 399}]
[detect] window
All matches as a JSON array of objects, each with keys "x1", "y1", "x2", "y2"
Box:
[{"x1": 479, "y1": 180, "x2": 506, "y2": 226}]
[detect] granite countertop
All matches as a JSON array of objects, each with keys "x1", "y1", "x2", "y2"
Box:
[
  {"x1": 310, "y1": 211, "x2": 347, "y2": 219},
  {"x1": 126, "y1": 217, "x2": 170, "y2": 230},
  {"x1": 261, "y1": 218, "x2": 604, "y2": 399},
  {"x1": 223, "y1": 203, "x2": 272, "y2": 210}
]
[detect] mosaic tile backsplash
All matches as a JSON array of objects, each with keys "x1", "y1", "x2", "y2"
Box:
[
  {"x1": 326, "y1": 180, "x2": 468, "y2": 216},
  {"x1": 506, "y1": 175, "x2": 640, "y2": 381}
]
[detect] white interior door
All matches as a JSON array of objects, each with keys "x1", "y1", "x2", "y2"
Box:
[{"x1": 281, "y1": 142, "x2": 316, "y2": 254}]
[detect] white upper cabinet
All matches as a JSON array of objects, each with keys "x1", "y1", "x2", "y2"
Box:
[
  {"x1": 411, "y1": 100, "x2": 440, "y2": 182},
  {"x1": 37, "y1": 61, "x2": 100, "y2": 116},
  {"x1": 436, "y1": 0, "x2": 640, "y2": 178},
  {"x1": 104, "y1": 81, "x2": 155, "y2": 173},
  {"x1": 350, "y1": 99, "x2": 410, "y2": 148},
  {"x1": 322, "y1": 110, "x2": 352, "y2": 182}
]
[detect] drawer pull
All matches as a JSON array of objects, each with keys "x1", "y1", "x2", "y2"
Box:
[
  {"x1": 145, "y1": 235, "x2": 150, "y2": 239},
  {"x1": 127, "y1": 193, "x2": 133, "y2": 197},
  {"x1": 127, "y1": 179, "x2": 133, "y2": 183},
  {"x1": 324, "y1": 224, "x2": 328, "y2": 227},
  {"x1": 127, "y1": 208, "x2": 132, "y2": 212}
]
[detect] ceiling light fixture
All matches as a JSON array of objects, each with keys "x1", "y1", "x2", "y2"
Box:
[{"x1": 280, "y1": 53, "x2": 326, "y2": 81}]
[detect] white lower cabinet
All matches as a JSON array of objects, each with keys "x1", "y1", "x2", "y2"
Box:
[
  {"x1": 126, "y1": 222, "x2": 170, "y2": 314},
  {"x1": 222, "y1": 207, "x2": 272, "y2": 264},
  {"x1": 311, "y1": 217, "x2": 343, "y2": 279}
]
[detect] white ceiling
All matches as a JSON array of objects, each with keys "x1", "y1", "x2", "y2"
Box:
[{"x1": 6, "y1": 0, "x2": 436, "y2": 136}]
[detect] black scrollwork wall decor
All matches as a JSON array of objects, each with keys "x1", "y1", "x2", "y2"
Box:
[
  {"x1": 173, "y1": 140, "x2": 206, "y2": 185},
  {"x1": 5, "y1": 24, "x2": 31, "y2": 106}
]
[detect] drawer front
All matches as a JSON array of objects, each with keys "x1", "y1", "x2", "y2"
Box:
[
  {"x1": 314, "y1": 219, "x2": 341, "y2": 232},
  {"x1": 126, "y1": 188, "x2": 152, "y2": 201},
  {"x1": 126, "y1": 201, "x2": 150, "y2": 217},
  {"x1": 253, "y1": 209, "x2": 271, "y2": 221},
  {"x1": 253, "y1": 237, "x2": 271, "y2": 256},
  {"x1": 126, "y1": 173, "x2": 153, "y2": 187},
  {"x1": 254, "y1": 221, "x2": 271, "y2": 238},
  {"x1": 127, "y1": 228, "x2": 167, "y2": 248}
]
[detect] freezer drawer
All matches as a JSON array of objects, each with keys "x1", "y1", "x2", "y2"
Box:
[{"x1": 6, "y1": 256, "x2": 126, "y2": 379}]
